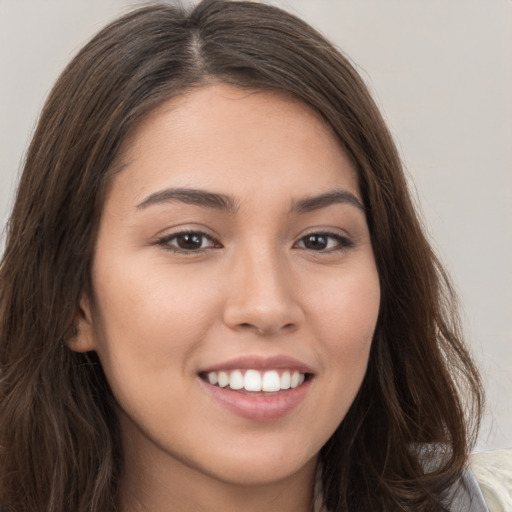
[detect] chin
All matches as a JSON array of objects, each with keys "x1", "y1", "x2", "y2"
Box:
[
  {"x1": 202, "y1": 452, "x2": 318, "y2": 487},
  {"x1": 193, "y1": 432, "x2": 320, "y2": 487}
]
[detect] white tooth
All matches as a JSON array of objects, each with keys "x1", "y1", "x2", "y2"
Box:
[
  {"x1": 290, "y1": 371, "x2": 300, "y2": 388},
  {"x1": 297, "y1": 373, "x2": 305, "y2": 386},
  {"x1": 280, "y1": 371, "x2": 291, "y2": 389},
  {"x1": 207, "y1": 372, "x2": 218, "y2": 385},
  {"x1": 262, "y1": 370, "x2": 281, "y2": 392},
  {"x1": 218, "y1": 371, "x2": 229, "y2": 388},
  {"x1": 229, "y1": 370, "x2": 244, "y2": 390},
  {"x1": 244, "y1": 369, "x2": 262, "y2": 391}
]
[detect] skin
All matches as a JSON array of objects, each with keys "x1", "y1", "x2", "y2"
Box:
[{"x1": 72, "y1": 84, "x2": 381, "y2": 512}]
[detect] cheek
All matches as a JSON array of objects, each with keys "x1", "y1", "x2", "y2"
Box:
[
  {"x1": 89, "y1": 258, "x2": 225, "y2": 375},
  {"x1": 293, "y1": 266, "x2": 379, "y2": 446},
  {"x1": 304, "y1": 263, "x2": 380, "y2": 385},
  {"x1": 88, "y1": 263, "x2": 228, "y2": 433},
  {"x1": 308, "y1": 264, "x2": 380, "y2": 340}
]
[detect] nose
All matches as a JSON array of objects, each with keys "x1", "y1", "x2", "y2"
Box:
[{"x1": 222, "y1": 246, "x2": 304, "y2": 336}]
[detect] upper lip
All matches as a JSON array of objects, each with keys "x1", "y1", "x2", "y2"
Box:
[{"x1": 199, "y1": 355, "x2": 314, "y2": 375}]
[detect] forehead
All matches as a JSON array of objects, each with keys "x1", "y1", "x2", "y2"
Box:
[{"x1": 108, "y1": 84, "x2": 360, "y2": 210}]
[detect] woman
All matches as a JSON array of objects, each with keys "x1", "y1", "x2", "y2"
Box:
[{"x1": 0, "y1": 1, "x2": 487, "y2": 511}]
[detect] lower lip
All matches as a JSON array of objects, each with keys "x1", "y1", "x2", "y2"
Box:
[{"x1": 199, "y1": 378, "x2": 312, "y2": 421}]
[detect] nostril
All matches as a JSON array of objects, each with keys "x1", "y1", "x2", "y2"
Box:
[{"x1": 233, "y1": 321, "x2": 299, "y2": 336}]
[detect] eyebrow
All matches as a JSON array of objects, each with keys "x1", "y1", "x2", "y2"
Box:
[
  {"x1": 136, "y1": 187, "x2": 365, "y2": 214},
  {"x1": 136, "y1": 188, "x2": 238, "y2": 213},
  {"x1": 292, "y1": 190, "x2": 365, "y2": 214}
]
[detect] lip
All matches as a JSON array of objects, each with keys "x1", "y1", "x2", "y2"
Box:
[
  {"x1": 198, "y1": 355, "x2": 313, "y2": 422},
  {"x1": 199, "y1": 355, "x2": 314, "y2": 374},
  {"x1": 199, "y1": 376, "x2": 311, "y2": 421}
]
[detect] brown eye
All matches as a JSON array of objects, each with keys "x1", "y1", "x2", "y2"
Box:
[
  {"x1": 302, "y1": 234, "x2": 329, "y2": 250},
  {"x1": 175, "y1": 233, "x2": 204, "y2": 250},
  {"x1": 296, "y1": 232, "x2": 354, "y2": 252},
  {"x1": 158, "y1": 231, "x2": 219, "y2": 252}
]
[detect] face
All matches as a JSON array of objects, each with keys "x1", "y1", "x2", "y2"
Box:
[{"x1": 74, "y1": 84, "x2": 380, "y2": 489}]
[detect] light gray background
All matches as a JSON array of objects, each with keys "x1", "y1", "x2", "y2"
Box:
[{"x1": 0, "y1": 0, "x2": 510, "y2": 451}]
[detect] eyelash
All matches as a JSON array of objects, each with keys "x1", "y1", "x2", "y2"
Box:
[
  {"x1": 295, "y1": 231, "x2": 354, "y2": 252},
  {"x1": 156, "y1": 230, "x2": 220, "y2": 254},
  {"x1": 156, "y1": 230, "x2": 354, "y2": 254}
]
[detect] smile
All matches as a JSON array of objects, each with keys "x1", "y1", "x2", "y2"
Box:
[
  {"x1": 202, "y1": 369, "x2": 307, "y2": 393},
  {"x1": 198, "y1": 358, "x2": 313, "y2": 421}
]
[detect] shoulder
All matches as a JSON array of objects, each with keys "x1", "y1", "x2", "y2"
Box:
[
  {"x1": 469, "y1": 449, "x2": 512, "y2": 512},
  {"x1": 313, "y1": 449, "x2": 512, "y2": 512}
]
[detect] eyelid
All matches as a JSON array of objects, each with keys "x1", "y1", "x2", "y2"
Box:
[
  {"x1": 151, "y1": 223, "x2": 220, "y2": 243},
  {"x1": 294, "y1": 229, "x2": 355, "y2": 252},
  {"x1": 152, "y1": 225, "x2": 354, "y2": 254},
  {"x1": 155, "y1": 228, "x2": 222, "y2": 253}
]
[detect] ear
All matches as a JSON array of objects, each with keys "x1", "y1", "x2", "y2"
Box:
[{"x1": 67, "y1": 295, "x2": 98, "y2": 353}]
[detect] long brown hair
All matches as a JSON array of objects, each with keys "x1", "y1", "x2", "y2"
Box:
[{"x1": 0, "y1": 1, "x2": 483, "y2": 511}]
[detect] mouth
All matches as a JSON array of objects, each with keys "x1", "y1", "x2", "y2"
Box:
[
  {"x1": 199, "y1": 369, "x2": 310, "y2": 394},
  {"x1": 197, "y1": 357, "x2": 314, "y2": 421}
]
